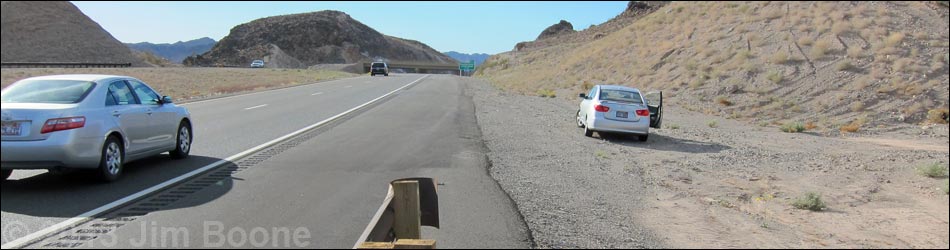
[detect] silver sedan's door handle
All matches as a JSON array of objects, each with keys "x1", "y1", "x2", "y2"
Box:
[
  {"x1": 146, "y1": 109, "x2": 153, "y2": 116},
  {"x1": 112, "y1": 111, "x2": 121, "y2": 117}
]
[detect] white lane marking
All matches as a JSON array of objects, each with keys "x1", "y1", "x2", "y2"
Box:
[
  {"x1": 244, "y1": 104, "x2": 268, "y2": 110},
  {"x1": 180, "y1": 76, "x2": 366, "y2": 106},
  {"x1": 311, "y1": 92, "x2": 324, "y2": 96},
  {"x1": 0, "y1": 74, "x2": 431, "y2": 250}
]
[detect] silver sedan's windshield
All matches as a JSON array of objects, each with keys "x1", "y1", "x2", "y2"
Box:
[{"x1": 1, "y1": 80, "x2": 96, "y2": 104}]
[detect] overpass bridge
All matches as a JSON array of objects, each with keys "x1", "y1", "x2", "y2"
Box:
[{"x1": 362, "y1": 61, "x2": 461, "y2": 75}]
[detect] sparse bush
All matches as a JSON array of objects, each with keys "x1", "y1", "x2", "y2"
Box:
[
  {"x1": 707, "y1": 120, "x2": 719, "y2": 128},
  {"x1": 840, "y1": 120, "x2": 863, "y2": 133},
  {"x1": 767, "y1": 71, "x2": 784, "y2": 84},
  {"x1": 770, "y1": 51, "x2": 789, "y2": 64},
  {"x1": 885, "y1": 33, "x2": 905, "y2": 48},
  {"x1": 831, "y1": 22, "x2": 851, "y2": 35},
  {"x1": 781, "y1": 122, "x2": 806, "y2": 133},
  {"x1": 667, "y1": 124, "x2": 680, "y2": 130},
  {"x1": 716, "y1": 96, "x2": 733, "y2": 106},
  {"x1": 811, "y1": 40, "x2": 832, "y2": 58},
  {"x1": 798, "y1": 37, "x2": 814, "y2": 46},
  {"x1": 926, "y1": 109, "x2": 949, "y2": 124},
  {"x1": 836, "y1": 60, "x2": 855, "y2": 71},
  {"x1": 536, "y1": 89, "x2": 556, "y2": 98},
  {"x1": 847, "y1": 47, "x2": 865, "y2": 58},
  {"x1": 792, "y1": 192, "x2": 827, "y2": 211},
  {"x1": 850, "y1": 101, "x2": 865, "y2": 112},
  {"x1": 805, "y1": 122, "x2": 818, "y2": 130},
  {"x1": 595, "y1": 151, "x2": 609, "y2": 159},
  {"x1": 917, "y1": 163, "x2": 948, "y2": 178}
]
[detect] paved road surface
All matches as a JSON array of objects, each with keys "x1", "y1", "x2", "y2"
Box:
[{"x1": 1, "y1": 74, "x2": 531, "y2": 249}]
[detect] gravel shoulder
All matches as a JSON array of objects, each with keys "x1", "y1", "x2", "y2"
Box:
[{"x1": 469, "y1": 79, "x2": 949, "y2": 249}]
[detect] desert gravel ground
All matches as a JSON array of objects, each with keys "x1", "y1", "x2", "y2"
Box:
[{"x1": 468, "y1": 78, "x2": 949, "y2": 249}]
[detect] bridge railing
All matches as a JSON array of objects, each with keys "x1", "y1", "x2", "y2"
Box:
[{"x1": 1, "y1": 62, "x2": 132, "y2": 69}]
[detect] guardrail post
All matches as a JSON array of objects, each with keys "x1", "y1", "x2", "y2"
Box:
[{"x1": 392, "y1": 181, "x2": 421, "y2": 240}]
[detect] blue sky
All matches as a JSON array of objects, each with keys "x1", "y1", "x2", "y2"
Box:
[{"x1": 71, "y1": 1, "x2": 628, "y2": 54}]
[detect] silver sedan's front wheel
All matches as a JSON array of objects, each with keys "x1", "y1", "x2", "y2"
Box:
[
  {"x1": 170, "y1": 122, "x2": 192, "y2": 159},
  {"x1": 98, "y1": 137, "x2": 124, "y2": 182}
]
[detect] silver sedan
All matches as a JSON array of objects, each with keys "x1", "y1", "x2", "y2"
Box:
[
  {"x1": 2, "y1": 75, "x2": 193, "y2": 182},
  {"x1": 576, "y1": 85, "x2": 663, "y2": 142}
]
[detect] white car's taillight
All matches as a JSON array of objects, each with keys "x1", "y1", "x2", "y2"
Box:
[{"x1": 41, "y1": 117, "x2": 86, "y2": 134}]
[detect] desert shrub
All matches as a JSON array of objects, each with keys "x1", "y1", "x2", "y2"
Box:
[
  {"x1": 811, "y1": 40, "x2": 832, "y2": 58},
  {"x1": 917, "y1": 163, "x2": 948, "y2": 178},
  {"x1": 885, "y1": 33, "x2": 905, "y2": 48},
  {"x1": 840, "y1": 120, "x2": 863, "y2": 133},
  {"x1": 792, "y1": 192, "x2": 827, "y2": 211},
  {"x1": 716, "y1": 96, "x2": 733, "y2": 106},
  {"x1": 832, "y1": 22, "x2": 852, "y2": 35},
  {"x1": 943, "y1": 180, "x2": 949, "y2": 195},
  {"x1": 767, "y1": 71, "x2": 784, "y2": 84},
  {"x1": 836, "y1": 60, "x2": 855, "y2": 71},
  {"x1": 926, "y1": 108, "x2": 949, "y2": 124},
  {"x1": 536, "y1": 89, "x2": 556, "y2": 98},
  {"x1": 707, "y1": 120, "x2": 719, "y2": 128},
  {"x1": 781, "y1": 122, "x2": 806, "y2": 133},
  {"x1": 667, "y1": 124, "x2": 680, "y2": 130},
  {"x1": 847, "y1": 47, "x2": 865, "y2": 58},
  {"x1": 770, "y1": 51, "x2": 789, "y2": 64},
  {"x1": 798, "y1": 37, "x2": 814, "y2": 46}
]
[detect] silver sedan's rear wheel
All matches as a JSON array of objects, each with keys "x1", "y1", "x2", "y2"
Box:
[
  {"x1": 170, "y1": 122, "x2": 192, "y2": 159},
  {"x1": 1, "y1": 170, "x2": 11, "y2": 181},
  {"x1": 98, "y1": 137, "x2": 124, "y2": 182}
]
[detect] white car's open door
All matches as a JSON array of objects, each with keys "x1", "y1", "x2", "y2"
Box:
[{"x1": 644, "y1": 91, "x2": 663, "y2": 129}]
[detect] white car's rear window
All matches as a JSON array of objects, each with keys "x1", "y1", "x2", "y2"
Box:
[{"x1": 599, "y1": 89, "x2": 643, "y2": 104}]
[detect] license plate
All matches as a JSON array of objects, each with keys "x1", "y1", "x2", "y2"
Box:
[
  {"x1": 1, "y1": 122, "x2": 21, "y2": 136},
  {"x1": 616, "y1": 111, "x2": 628, "y2": 119}
]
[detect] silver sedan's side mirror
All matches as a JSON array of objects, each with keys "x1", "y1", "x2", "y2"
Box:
[
  {"x1": 161, "y1": 96, "x2": 174, "y2": 104},
  {"x1": 579, "y1": 94, "x2": 588, "y2": 99}
]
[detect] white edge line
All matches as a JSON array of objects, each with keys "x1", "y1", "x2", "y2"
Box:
[
  {"x1": 243, "y1": 104, "x2": 268, "y2": 110},
  {"x1": 353, "y1": 185, "x2": 395, "y2": 249},
  {"x1": 311, "y1": 92, "x2": 324, "y2": 96},
  {"x1": 180, "y1": 76, "x2": 366, "y2": 107},
  {"x1": 0, "y1": 74, "x2": 430, "y2": 250}
]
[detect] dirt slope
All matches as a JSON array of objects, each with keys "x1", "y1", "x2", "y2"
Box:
[{"x1": 479, "y1": 1, "x2": 950, "y2": 130}]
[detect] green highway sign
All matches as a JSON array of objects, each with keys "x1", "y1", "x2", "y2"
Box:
[{"x1": 459, "y1": 60, "x2": 476, "y2": 71}]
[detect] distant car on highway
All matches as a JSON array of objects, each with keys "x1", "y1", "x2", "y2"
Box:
[
  {"x1": 1, "y1": 75, "x2": 194, "y2": 182},
  {"x1": 576, "y1": 85, "x2": 662, "y2": 142},
  {"x1": 250, "y1": 60, "x2": 265, "y2": 68},
  {"x1": 370, "y1": 62, "x2": 389, "y2": 76}
]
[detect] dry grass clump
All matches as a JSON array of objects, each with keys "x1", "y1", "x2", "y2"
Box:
[{"x1": 811, "y1": 40, "x2": 833, "y2": 58}]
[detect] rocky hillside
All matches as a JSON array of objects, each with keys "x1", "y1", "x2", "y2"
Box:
[
  {"x1": 536, "y1": 20, "x2": 576, "y2": 41},
  {"x1": 128, "y1": 37, "x2": 216, "y2": 64},
  {"x1": 479, "y1": 1, "x2": 950, "y2": 130},
  {"x1": 186, "y1": 10, "x2": 456, "y2": 68},
  {"x1": 0, "y1": 1, "x2": 145, "y2": 66}
]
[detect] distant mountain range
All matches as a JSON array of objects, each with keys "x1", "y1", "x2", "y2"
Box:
[
  {"x1": 127, "y1": 37, "x2": 216, "y2": 64},
  {"x1": 444, "y1": 51, "x2": 491, "y2": 66}
]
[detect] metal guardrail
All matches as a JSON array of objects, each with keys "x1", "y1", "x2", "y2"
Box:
[
  {"x1": 1, "y1": 62, "x2": 133, "y2": 69},
  {"x1": 356, "y1": 178, "x2": 439, "y2": 249}
]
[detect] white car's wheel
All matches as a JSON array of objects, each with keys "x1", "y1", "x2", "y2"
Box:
[{"x1": 576, "y1": 111, "x2": 585, "y2": 128}]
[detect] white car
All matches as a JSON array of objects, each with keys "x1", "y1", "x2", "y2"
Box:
[
  {"x1": 576, "y1": 85, "x2": 662, "y2": 141},
  {"x1": 250, "y1": 60, "x2": 265, "y2": 68},
  {"x1": 1, "y1": 75, "x2": 194, "y2": 182}
]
